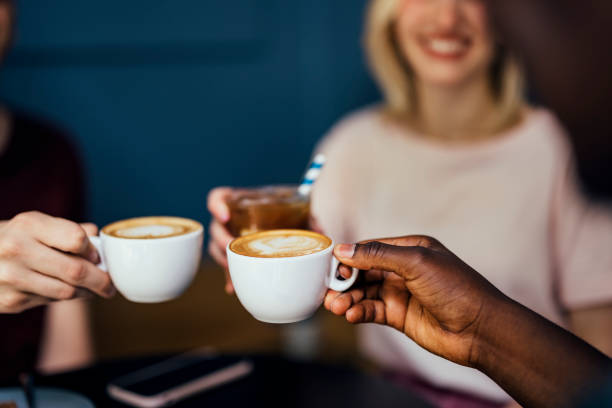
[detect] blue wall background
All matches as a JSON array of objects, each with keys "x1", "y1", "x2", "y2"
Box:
[{"x1": 0, "y1": 1, "x2": 380, "y2": 229}]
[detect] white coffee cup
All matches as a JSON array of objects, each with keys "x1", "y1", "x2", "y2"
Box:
[
  {"x1": 226, "y1": 231, "x2": 358, "y2": 324},
  {"x1": 89, "y1": 216, "x2": 203, "y2": 303}
]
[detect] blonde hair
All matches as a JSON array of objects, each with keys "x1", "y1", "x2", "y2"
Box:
[{"x1": 364, "y1": 0, "x2": 524, "y2": 129}]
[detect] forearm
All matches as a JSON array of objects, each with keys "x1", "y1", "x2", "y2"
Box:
[
  {"x1": 570, "y1": 304, "x2": 612, "y2": 358},
  {"x1": 475, "y1": 296, "x2": 612, "y2": 407},
  {"x1": 38, "y1": 300, "x2": 94, "y2": 373}
]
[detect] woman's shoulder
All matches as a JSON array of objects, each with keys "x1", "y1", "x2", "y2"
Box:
[
  {"x1": 509, "y1": 107, "x2": 582, "y2": 191},
  {"x1": 316, "y1": 105, "x2": 385, "y2": 154},
  {"x1": 328, "y1": 105, "x2": 385, "y2": 138},
  {"x1": 512, "y1": 107, "x2": 573, "y2": 160},
  {"x1": 523, "y1": 107, "x2": 569, "y2": 144},
  {"x1": 330, "y1": 105, "x2": 383, "y2": 131}
]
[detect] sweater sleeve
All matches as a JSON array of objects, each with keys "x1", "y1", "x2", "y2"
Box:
[{"x1": 552, "y1": 146, "x2": 612, "y2": 310}]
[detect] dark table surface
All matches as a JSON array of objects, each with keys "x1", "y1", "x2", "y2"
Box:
[{"x1": 33, "y1": 354, "x2": 431, "y2": 408}]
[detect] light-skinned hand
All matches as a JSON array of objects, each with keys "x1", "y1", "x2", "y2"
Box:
[
  {"x1": 0, "y1": 211, "x2": 115, "y2": 313},
  {"x1": 207, "y1": 187, "x2": 236, "y2": 294}
]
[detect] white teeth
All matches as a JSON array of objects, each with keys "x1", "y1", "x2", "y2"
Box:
[{"x1": 428, "y1": 39, "x2": 465, "y2": 54}]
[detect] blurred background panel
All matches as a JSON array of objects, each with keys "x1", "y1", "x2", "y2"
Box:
[
  {"x1": 0, "y1": 1, "x2": 378, "y2": 360},
  {"x1": 0, "y1": 0, "x2": 379, "y2": 228}
]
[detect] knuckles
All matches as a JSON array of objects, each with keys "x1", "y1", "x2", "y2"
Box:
[
  {"x1": 206, "y1": 188, "x2": 226, "y2": 215},
  {"x1": 7, "y1": 211, "x2": 45, "y2": 239},
  {"x1": 11, "y1": 211, "x2": 42, "y2": 228},
  {"x1": 413, "y1": 235, "x2": 442, "y2": 250},
  {"x1": 355, "y1": 239, "x2": 434, "y2": 278},
  {"x1": 360, "y1": 241, "x2": 388, "y2": 263},
  {"x1": 0, "y1": 291, "x2": 29, "y2": 312},
  {"x1": 65, "y1": 261, "x2": 87, "y2": 283},
  {"x1": 65, "y1": 227, "x2": 88, "y2": 253},
  {"x1": 99, "y1": 275, "x2": 114, "y2": 295},
  {"x1": 410, "y1": 246, "x2": 431, "y2": 266},
  {"x1": 0, "y1": 238, "x2": 22, "y2": 259},
  {"x1": 55, "y1": 284, "x2": 77, "y2": 300},
  {"x1": 80, "y1": 223, "x2": 99, "y2": 237},
  {"x1": 0, "y1": 265, "x2": 19, "y2": 285},
  {"x1": 207, "y1": 187, "x2": 231, "y2": 211}
]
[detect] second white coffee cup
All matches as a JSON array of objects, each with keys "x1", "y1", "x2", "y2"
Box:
[
  {"x1": 89, "y1": 216, "x2": 203, "y2": 303},
  {"x1": 227, "y1": 232, "x2": 358, "y2": 324}
]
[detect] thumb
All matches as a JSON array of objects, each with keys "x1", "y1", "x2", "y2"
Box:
[
  {"x1": 334, "y1": 241, "x2": 428, "y2": 281},
  {"x1": 207, "y1": 187, "x2": 233, "y2": 223}
]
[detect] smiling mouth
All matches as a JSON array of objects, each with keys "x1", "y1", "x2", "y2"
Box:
[{"x1": 420, "y1": 36, "x2": 471, "y2": 60}]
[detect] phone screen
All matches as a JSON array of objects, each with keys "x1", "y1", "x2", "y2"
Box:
[{"x1": 110, "y1": 355, "x2": 250, "y2": 397}]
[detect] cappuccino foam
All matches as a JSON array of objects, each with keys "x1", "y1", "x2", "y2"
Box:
[
  {"x1": 230, "y1": 229, "x2": 331, "y2": 258},
  {"x1": 103, "y1": 216, "x2": 201, "y2": 239}
]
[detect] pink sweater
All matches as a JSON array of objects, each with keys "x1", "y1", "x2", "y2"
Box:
[{"x1": 311, "y1": 107, "x2": 612, "y2": 402}]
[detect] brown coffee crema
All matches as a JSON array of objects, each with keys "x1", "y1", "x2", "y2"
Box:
[
  {"x1": 230, "y1": 229, "x2": 331, "y2": 258},
  {"x1": 102, "y1": 216, "x2": 202, "y2": 239}
]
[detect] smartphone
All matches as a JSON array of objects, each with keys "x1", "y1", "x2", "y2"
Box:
[{"x1": 107, "y1": 351, "x2": 253, "y2": 407}]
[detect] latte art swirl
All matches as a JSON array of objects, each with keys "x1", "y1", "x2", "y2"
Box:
[
  {"x1": 103, "y1": 216, "x2": 201, "y2": 240},
  {"x1": 249, "y1": 235, "x2": 327, "y2": 257},
  {"x1": 230, "y1": 230, "x2": 331, "y2": 258},
  {"x1": 114, "y1": 225, "x2": 187, "y2": 238}
]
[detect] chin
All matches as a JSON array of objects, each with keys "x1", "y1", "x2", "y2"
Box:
[{"x1": 416, "y1": 69, "x2": 476, "y2": 87}]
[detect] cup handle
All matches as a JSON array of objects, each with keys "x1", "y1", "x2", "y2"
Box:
[
  {"x1": 89, "y1": 236, "x2": 107, "y2": 272},
  {"x1": 328, "y1": 256, "x2": 358, "y2": 292}
]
